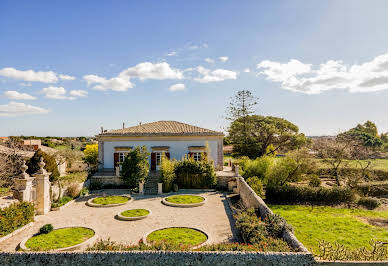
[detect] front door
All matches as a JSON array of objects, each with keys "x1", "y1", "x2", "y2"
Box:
[{"x1": 155, "y1": 152, "x2": 162, "y2": 170}]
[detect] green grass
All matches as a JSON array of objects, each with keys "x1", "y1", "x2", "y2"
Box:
[
  {"x1": 270, "y1": 205, "x2": 388, "y2": 254},
  {"x1": 121, "y1": 209, "x2": 150, "y2": 217},
  {"x1": 51, "y1": 196, "x2": 72, "y2": 208},
  {"x1": 25, "y1": 227, "x2": 94, "y2": 251},
  {"x1": 147, "y1": 227, "x2": 207, "y2": 247},
  {"x1": 0, "y1": 187, "x2": 10, "y2": 197},
  {"x1": 92, "y1": 195, "x2": 129, "y2": 205},
  {"x1": 61, "y1": 171, "x2": 88, "y2": 185},
  {"x1": 166, "y1": 195, "x2": 204, "y2": 204}
]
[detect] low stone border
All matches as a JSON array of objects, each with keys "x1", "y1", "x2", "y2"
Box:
[
  {"x1": 19, "y1": 227, "x2": 97, "y2": 252},
  {"x1": 116, "y1": 209, "x2": 152, "y2": 221},
  {"x1": 51, "y1": 199, "x2": 75, "y2": 211},
  {"x1": 162, "y1": 194, "x2": 207, "y2": 208},
  {"x1": 142, "y1": 227, "x2": 210, "y2": 249},
  {"x1": 0, "y1": 222, "x2": 34, "y2": 244},
  {"x1": 86, "y1": 195, "x2": 133, "y2": 208}
]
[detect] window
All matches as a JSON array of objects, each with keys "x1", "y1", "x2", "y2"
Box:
[
  {"x1": 118, "y1": 152, "x2": 126, "y2": 163},
  {"x1": 156, "y1": 152, "x2": 162, "y2": 166},
  {"x1": 193, "y1": 152, "x2": 201, "y2": 161}
]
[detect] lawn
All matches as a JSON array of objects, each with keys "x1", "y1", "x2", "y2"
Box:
[
  {"x1": 270, "y1": 205, "x2": 388, "y2": 254},
  {"x1": 121, "y1": 209, "x2": 149, "y2": 217},
  {"x1": 92, "y1": 195, "x2": 129, "y2": 205},
  {"x1": 147, "y1": 227, "x2": 207, "y2": 247},
  {"x1": 165, "y1": 195, "x2": 204, "y2": 204},
  {"x1": 25, "y1": 227, "x2": 94, "y2": 251}
]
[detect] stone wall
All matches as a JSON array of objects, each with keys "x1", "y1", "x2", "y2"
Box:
[
  {"x1": 0, "y1": 251, "x2": 317, "y2": 266},
  {"x1": 90, "y1": 175, "x2": 125, "y2": 187}
]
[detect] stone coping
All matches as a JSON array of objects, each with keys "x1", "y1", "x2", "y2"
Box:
[
  {"x1": 0, "y1": 222, "x2": 34, "y2": 244},
  {"x1": 162, "y1": 194, "x2": 207, "y2": 208},
  {"x1": 86, "y1": 195, "x2": 133, "y2": 208},
  {"x1": 19, "y1": 227, "x2": 97, "y2": 252},
  {"x1": 116, "y1": 209, "x2": 152, "y2": 221},
  {"x1": 142, "y1": 227, "x2": 210, "y2": 249},
  {"x1": 51, "y1": 199, "x2": 75, "y2": 211}
]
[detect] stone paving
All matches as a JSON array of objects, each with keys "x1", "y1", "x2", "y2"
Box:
[{"x1": 0, "y1": 190, "x2": 238, "y2": 251}]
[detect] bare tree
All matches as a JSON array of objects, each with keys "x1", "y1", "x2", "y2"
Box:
[{"x1": 0, "y1": 138, "x2": 27, "y2": 187}]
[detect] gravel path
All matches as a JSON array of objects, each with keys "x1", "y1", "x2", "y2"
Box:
[{"x1": 0, "y1": 190, "x2": 237, "y2": 251}]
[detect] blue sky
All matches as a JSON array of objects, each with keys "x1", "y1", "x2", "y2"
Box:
[{"x1": 1, "y1": 1, "x2": 388, "y2": 137}]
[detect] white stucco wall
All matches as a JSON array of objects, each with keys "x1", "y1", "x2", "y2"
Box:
[{"x1": 103, "y1": 139, "x2": 219, "y2": 169}]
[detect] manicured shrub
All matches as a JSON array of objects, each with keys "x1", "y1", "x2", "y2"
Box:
[
  {"x1": 235, "y1": 209, "x2": 268, "y2": 244},
  {"x1": 246, "y1": 176, "x2": 264, "y2": 198},
  {"x1": 241, "y1": 156, "x2": 273, "y2": 179},
  {"x1": 27, "y1": 149, "x2": 60, "y2": 182},
  {"x1": 39, "y1": 224, "x2": 54, "y2": 234},
  {"x1": 51, "y1": 196, "x2": 72, "y2": 208},
  {"x1": 264, "y1": 213, "x2": 293, "y2": 238},
  {"x1": 174, "y1": 156, "x2": 216, "y2": 189},
  {"x1": 357, "y1": 182, "x2": 388, "y2": 197},
  {"x1": 66, "y1": 183, "x2": 81, "y2": 198},
  {"x1": 308, "y1": 175, "x2": 321, "y2": 187},
  {"x1": 160, "y1": 154, "x2": 176, "y2": 193},
  {"x1": 266, "y1": 185, "x2": 355, "y2": 204},
  {"x1": 121, "y1": 146, "x2": 150, "y2": 188},
  {"x1": 357, "y1": 197, "x2": 380, "y2": 209},
  {"x1": 0, "y1": 202, "x2": 34, "y2": 237}
]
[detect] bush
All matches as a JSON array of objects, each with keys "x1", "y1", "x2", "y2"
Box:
[
  {"x1": 235, "y1": 209, "x2": 268, "y2": 244},
  {"x1": 308, "y1": 175, "x2": 321, "y2": 187},
  {"x1": 266, "y1": 185, "x2": 355, "y2": 204},
  {"x1": 79, "y1": 187, "x2": 89, "y2": 196},
  {"x1": 241, "y1": 156, "x2": 273, "y2": 179},
  {"x1": 160, "y1": 154, "x2": 176, "y2": 193},
  {"x1": 27, "y1": 149, "x2": 60, "y2": 182},
  {"x1": 264, "y1": 213, "x2": 293, "y2": 238},
  {"x1": 174, "y1": 155, "x2": 216, "y2": 189},
  {"x1": 357, "y1": 197, "x2": 380, "y2": 209},
  {"x1": 66, "y1": 183, "x2": 81, "y2": 198},
  {"x1": 83, "y1": 144, "x2": 98, "y2": 169},
  {"x1": 357, "y1": 182, "x2": 388, "y2": 197},
  {"x1": 0, "y1": 202, "x2": 34, "y2": 237},
  {"x1": 246, "y1": 176, "x2": 264, "y2": 198},
  {"x1": 51, "y1": 196, "x2": 72, "y2": 208},
  {"x1": 121, "y1": 146, "x2": 150, "y2": 188},
  {"x1": 39, "y1": 224, "x2": 54, "y2": 234}
]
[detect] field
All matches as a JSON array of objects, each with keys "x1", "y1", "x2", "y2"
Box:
[{"x1": 271, "y1": 205, "x2": 388, "y2": 254}]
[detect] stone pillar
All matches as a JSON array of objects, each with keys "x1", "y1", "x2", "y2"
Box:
[
  {"x1": 13, "y1": 161, "x2": 34, "y2": 202},
  {"x1": 157, "y1": 183, "x2": 163, "y2": 194},
  {"x1": 115, "y1": 166, "x2": 120, "y2": 177},
  {"x1": 97, "y1": 140, "x2": 104, "y2": 171},
  {"x1": 32, "y1": 158, "x2": 51, "y2": 215},
  {"x1": 139, "y1": 181, "x2": 144, "y2": 195}
]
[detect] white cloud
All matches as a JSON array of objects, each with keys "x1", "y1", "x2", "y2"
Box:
[
  {"x1": 219, "y1": 56, "x2": 229, "y2": 62},
  {"x1": 41, "y1": 86, "x2": 75, "y2": 100},
  {"x1": 257, "y1": 53, "x2": 388, "y2": 94},
  {"x1": 20, "y1": 82, "x2": 32, "y2": 87},
  {"x1": 168, "y1": 83, "x2": 185, "y2": 92},
  {"x1": 4, "y1": 90, "x2": 36, "y2": 100},
  {"x1": 167, "y1": 51, "x2": 177, "y2": 56},
  {"x1": 59, "y1": 74, "x2": 76, "y2": 81},
  {"x1": 0, "y1": 67, "x2": 58, "y2": 83},
  {"x1": 195, "y1": 66, "x2": 237, "y2": 83},
  {"x1": 0, "y1": 101, "x2": 48, "y2": 117},
  {"x1": 120, "y1": 62, "x2": 183, "y2": 80},
  {"x1": 205, "y1": 58, "x2": 215, "y2": 63},
  {"x1": 244, "y1": 68, "x2": 250, "y2": 73},
  {"x1": 70, "y1": 90, "x2": 88, "y2": 97},
  {"x1": 83, "y1": 74, "x2": 133, "y2": 91}
]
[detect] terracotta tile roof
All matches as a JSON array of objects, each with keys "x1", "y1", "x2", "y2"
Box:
[{"x1": 99, "y1": 121, "x2": 224, "y2": 136}]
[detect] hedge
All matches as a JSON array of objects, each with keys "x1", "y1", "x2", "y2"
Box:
[
  {"x1": 0, "y1": 201, "x2": 34, "y2": 237},
  {"x1": 357, "y1": 182, "x2": 388, "y2": 197},
  {"x1": 174, "y1": 157, "x2": 216, "y2": 189},
  {"x1": 266, "y1": 185, "x2": 355, "y2": 204},
  {"x1": 317, "y1": 168, "x2": 388, "y2": 181}
]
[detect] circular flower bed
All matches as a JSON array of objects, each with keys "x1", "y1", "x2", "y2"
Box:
[
  {"x1": 116, "y1": 209, "x2": 151, "y2": 221},
  {"x1": 162, "y1": 194, "x2": 206, "y2": 207},
  {"x1": 144, "y1": 227, "x2": 208, "y2": 248},
  {"x1": 87, "y1": 195, "x2": 132, "y2": 207},
  {"x1": 20, "y1": 227, "x2": 96, "y2": 251}
]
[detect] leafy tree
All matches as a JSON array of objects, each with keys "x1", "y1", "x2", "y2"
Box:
[
  {"x1": 229, "y1": 115, "x2": 308, "y2": 158},
  {"x1": 83, "y1": 144, "x2": 98, "y2": 168},
  {"x1": 121, "y1": 146, "x2": 150, "y2": 188},
  {"x1": 160, "y1": 154, "x2": 176, "y2": 192},
  {"x1": 340, "y1": 121, "x2": 383, "y2": 148},
  {"x1": 26, "y1": 149, "x2": 60, "y2": 182}
]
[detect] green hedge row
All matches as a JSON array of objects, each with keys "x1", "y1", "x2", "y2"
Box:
[
  {"x1": 317, "y1": 168, "x2": 388, "y2": 181},
  {"x1": 266, "y1": 185, "x2": 355, "y2": 204},
  {"x1": 0, "y1": 201, "x2": 34, "y2": 237},
  {"x1": 174, "y1": 158, "x2": 216, "y2": 189},
  {"x1": 357, "y1": 182, "x2": 388, "y2": 197}
]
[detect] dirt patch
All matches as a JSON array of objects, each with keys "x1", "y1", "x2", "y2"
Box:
[{"x1": 358, "y1": 217, "x2": 388, "y2": 228}]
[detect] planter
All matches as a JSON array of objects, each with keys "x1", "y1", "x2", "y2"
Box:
[
  {"x1": 116, "y1": 209, "x2": 151, "y2": 221},
  {"x1": 86, "y1": 195, "x2": 133, "y2": 208},
  {"x1": 162, "y1": 194, "x2": 207, "y2": 208},
  {"x1": 142, "y1": 227, "x2": 209, "y2": 249},
  {"x1": 19, "y1": 227, "x2": 97, "y2": 252}
]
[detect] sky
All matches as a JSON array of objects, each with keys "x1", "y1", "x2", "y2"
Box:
[{"x1": 1, "y1": 0, "x2": 388, "y2": 137}]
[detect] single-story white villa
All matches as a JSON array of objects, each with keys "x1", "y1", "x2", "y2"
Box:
[{"x1": 96, "y1": 120, "x2": 224, "y2": 171}]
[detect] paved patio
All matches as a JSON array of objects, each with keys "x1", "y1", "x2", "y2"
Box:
[{"x1": 0, "y1": 190, "x2": 238, "y2": 251}]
